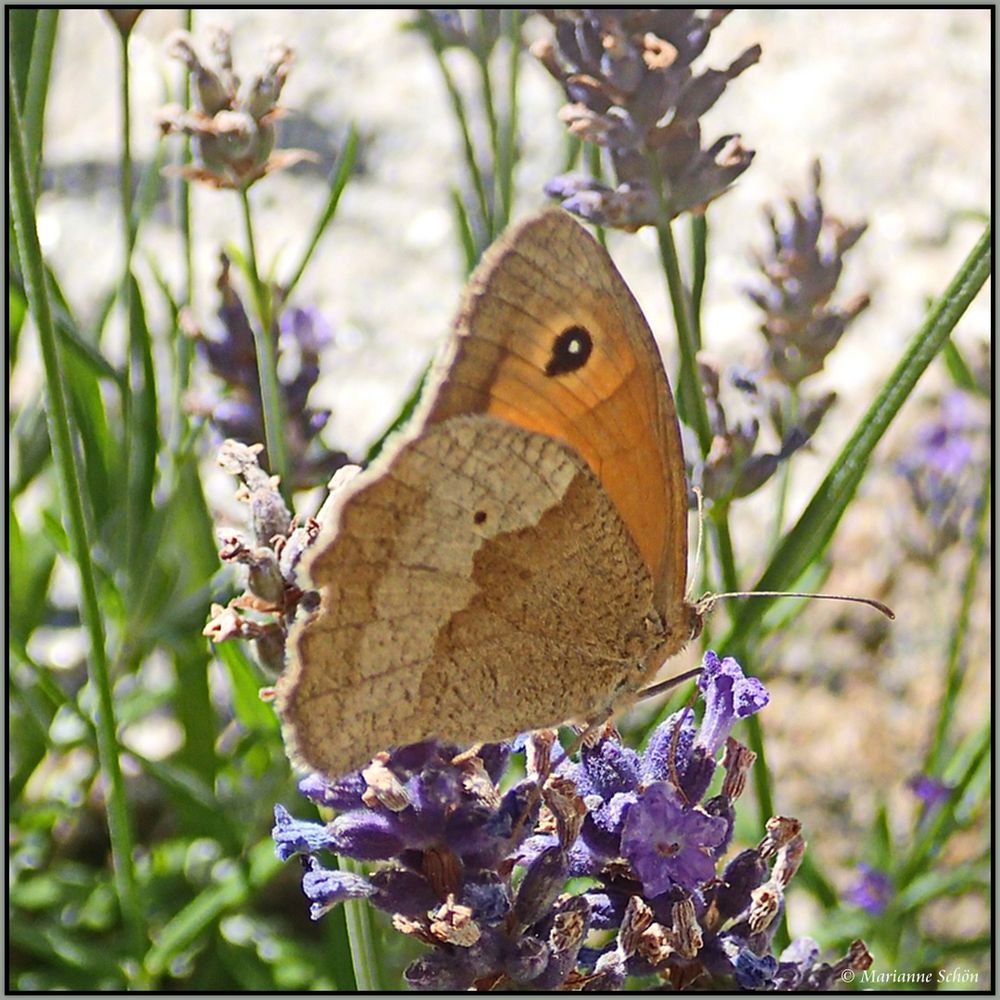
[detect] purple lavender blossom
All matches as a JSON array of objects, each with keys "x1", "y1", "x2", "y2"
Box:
[
  {"x1": 620, "y1": 781, "x2": 727, "y2": 894},
  {"x1": 748, "y1": 160, "x2": 869, "y2": 388},
  {"x1": 272, "y1": 651, "x2": 868, "y2": 990},
  {"x1": 187, "y1": 258, "x2": 347, "y2": 489},
  {"x1": 896, "y1": 390, "x2": 988, "y2": 555},
  {"x1": 844, "y1": 863, "x2": 894, "y2": 916},
  {"x1": 697, "y1": 651, "x2": 770, "y2": 755},
  {"x1": 907, "y1": 773, "x2": 952, "y2": 815},
  {"x1": 536, "y1": 10, "x2": 759, "y2": 228}
]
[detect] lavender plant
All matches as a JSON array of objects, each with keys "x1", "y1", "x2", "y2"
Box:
[
  {"x1": 272, "y1": 653, "x2": 873, "y2": 991},
  {"x1": 184, "y1": 256, "x2": 348, "y2": 489},
  {"x1": 160, "y1": 25, "x2": 356, "y2": 494}
]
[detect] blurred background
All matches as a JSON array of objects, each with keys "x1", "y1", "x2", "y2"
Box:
[{"x1": 9, "y1": 8, "x2": 991, "y2": 991}]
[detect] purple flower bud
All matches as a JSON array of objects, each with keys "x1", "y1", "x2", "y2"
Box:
[
  {"x1": 492, "y1": 779, "x2": 540, "y2": 845},
  {"x1": 907, "y1": 773, "x2": 951, "y2": 814},
  {"x1": 579, "y1": 736, "x2": 641, "y2": 799},
  {"x1": 477, "y1": 742, "x2": 512, "y2": 784},
  {"x1": 732, "y1": 942, "x2": 779, "y2": 989},
  {"x1": 679, "y1": 746, "x2": 717, "y2": 804},
  {"x1": 301, "y1": 857, "x2": 373, "y2": 919},
  {"x1": 711, "y1": 848, "x2": 769, "y2": 924},
  {"x1": 581, "y1": 790, "x2": 636, "y2": 859},
  {"x1": 460, "y1": 873, "x2": 510, "y2": 925},
  {"x1": 280, "y1": 306, "x2": 334, "y2": 354},
  {"x1": 328, "y1": 809, "x2": 406, "y2": 860},
  {"x1": 297, "y1": 771, "x2": 366, "y2": 811},
  {"x1": 271, "y1": 804, "x2": 334, "y2": 861},
  {"x1": 514, "y1": 845, "x2": 569, "y2": 927},
  {"x1": 696, "y1": 651, "x2": 769, "y2": 755},
  {"x1": 642, "y1": 708, "x2": 696, "y2": 784},
  {"x1": 772, "y1": 936, "x2": 821, "y2": 989},
  {"x1": 582, "y1": 889, "x2": 627, "y2": 930},
  {"x1": 368, "y1": 867, "x2": 438, "y2": 917},
  {"x1": 703, "y1": 794, "x2": 736, "y2": 856}
]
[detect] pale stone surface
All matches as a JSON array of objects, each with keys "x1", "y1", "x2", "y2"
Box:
[{"x1": 36, "y1": 9, "x2": 990, "y2": 454}]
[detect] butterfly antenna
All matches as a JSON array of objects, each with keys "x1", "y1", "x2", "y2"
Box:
[
  {"x1": 686, "y1": 486, "x2": 706, "y2": 601},
  {"x1": 699, "y1": 590, "x2": 895, "y2": 620}
]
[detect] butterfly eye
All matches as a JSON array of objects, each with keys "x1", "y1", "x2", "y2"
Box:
[{"x1": 544, "y1": 325, "x2": 593, "y2": 377}]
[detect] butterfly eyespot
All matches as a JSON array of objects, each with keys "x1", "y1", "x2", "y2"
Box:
[
  {"x1": 544, "y1": 325, "x2": 593, "y2": 377},
  {"x1": 473, "y1": 510, "x2": 488, "y2": 525}
]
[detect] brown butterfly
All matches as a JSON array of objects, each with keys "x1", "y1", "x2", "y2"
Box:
[{"x1": 276, "y1": 210, "x2": 702, "y2": 778}]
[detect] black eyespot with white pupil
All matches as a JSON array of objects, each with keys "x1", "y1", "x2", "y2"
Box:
[{"x1": 544, "y1": 325, "x2": 593, "y2": 377}]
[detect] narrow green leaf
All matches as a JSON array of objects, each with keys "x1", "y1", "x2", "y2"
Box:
[
  {"x1": 451, "y1": 188, "x2": 478, "y2": 275},
  {"x1": 143, "y1": 870, "x2": 249, "y2": 978},
  {"x1": 896, "y1": 862, "x2": 990, "y2": 912},
  {"x1": 9, "y1": 63, "x2": 145, "y2": 963},
  {"x1": 365, "y1": 365, "x2": 430, "y2": 463},
  {"x1": 125, "y1": 271, "x2": 160, "y2": 574},
  {"x1": 284, "y1": 124, "x2": 359, "y2": 299},
  {"x1": 214, "y1": 642, "x2": 280, "y2": 734},
  {"x1": 7, "y1": 9, "x2": 38, "y2": 102},
  {"x1": 942, "y1": 339, "x2": 978, "y2": 392},
  {"x1": 23, "y1": 9, "x2": 59, "y2": 189}
]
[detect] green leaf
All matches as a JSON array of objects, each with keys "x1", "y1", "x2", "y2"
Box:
[
  {"x1": 451, "y1": 187, "x2": 478, "y2": 275},
  {"x1": 942, "y1": 339, "x2": 978, "y2": 392},
  {"x1": 364, "y1": 366, "x2": 430, "y2": 464},
  {"x1": 7, "y1": 502, "x2": 56, "y2": 648},
  {"x1": 23, "y1": 9, "x2": 59, "y2": 189},
  {"x1": 125, "y1": 271, "x2": 160, "y2": 565},
  {"x1": 214, "y1": 642, "x2": 280, "y2": 734},
  {"x1": 143, "y1": 868, "x2": 249, "y2": 978},
  {"x1": 897, "y1": 862, "x2": 990, "y2": 912},
  {"x1": 283, "y1": 124, "x2": 359, "y2": 298}
]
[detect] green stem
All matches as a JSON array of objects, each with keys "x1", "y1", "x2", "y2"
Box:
[
  {"x1": 710, "y1": 511, "x2": 741, "y2": 596},
  {"x1": 119, "y1": 32, "x2": 135, "y2": 268},
  {"x1": 338, "y1": 857, "x2": 381, "y2": 990},
  {"x1": 770, "y1": 391, "x2": 799, "y2": 545},
  {"x1": 117, "y1": 25, "x2": 143, "y2": 587},
  {"x1": 653, "y1": 217, "x2": 712, "y2": 456},
  {"x1": 689, "y1": 213, "x2": 707, "y2": 347},
  {"x1": 239, "y1": 187, "x2": 291, "y2": 496},
  {"x1": 171, "y1": 8, "x2": 195, "y2": 457},
  {"x1": 9, "y1": 69, "x2": 148, "y2": 980},
  {"x1": 180, "y1": 8, "x2": 194, "y2": 310},
  {"x1": 926, "y1": 466, "x2": 991, "y2": 772},
  {"x1": 497, "y1": 8, "x2": 521, "y2": 230},
  {"x1": 474, "y1": 17, "x2": 500, "y2": 238},
  {"x1": 24, "y1": 8, "x2": 58, "y2": 193},
  {"x1": 586, "y1": 144, "x2": 608, "y2": 249},
  {"x1": 431, "y1": 41, "x2": 492, "y2": 246}
]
